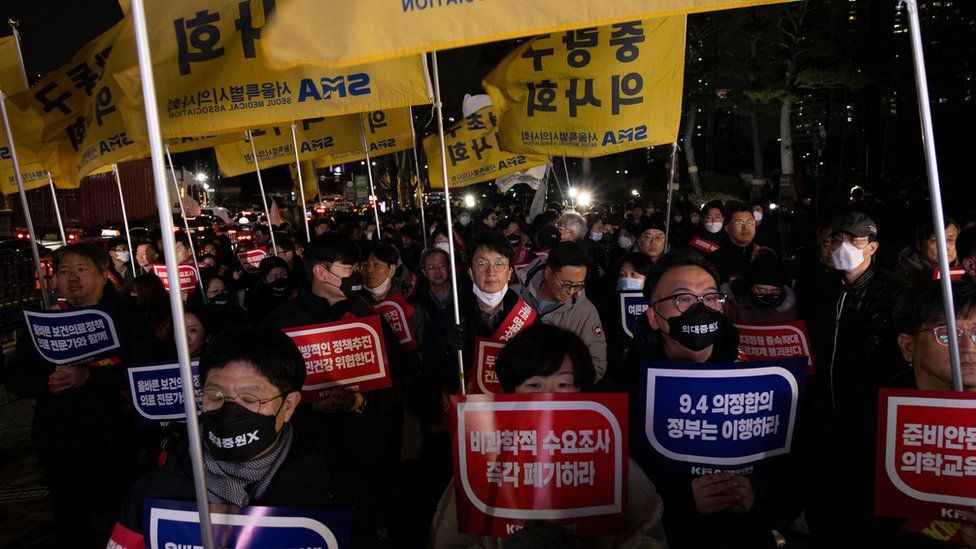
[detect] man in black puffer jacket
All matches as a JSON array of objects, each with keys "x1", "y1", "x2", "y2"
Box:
[{"x1": 806, "y1": 212, "x2": 910, "y2": 547}]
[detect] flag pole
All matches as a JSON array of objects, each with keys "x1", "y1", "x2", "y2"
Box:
[
  {"x1": 903, "y1": 0, "x2": 962, "y2": 390},
  {"x1": 664, "y1": 142, "x2": 678, "y2": 253},
  {"x1": 47, "y1": 173, "x2": 67, "y2": 246},
  {"x1": 289, "y1": 123, "x2": 311, "y2": 242},
  {"x1": 245, "y1": 130, "x2": 279, "y2": 255},
  {"x1": 1, "y1": 93, "x2": 49, "y2": 306},
  {"x1": 163, "y1": 146, "x2": 206, "y2": 293},
  {"x1": 430, "y1": 51, "x2": 466, "y2": 395},
  {"x1": 561, "y1": 156, "x2": 576, "y2": 209},
  {"x1": 409, "y1": 106, "x2": 428, "y2": 247},
  {"x1": 358, "y1": 115, "x2": 383, "y2": 238},
  {"x1": 111, "y1": 164, "x2": 138, "y2": 276},
  {"x1": 128, "y1": 1, "x2": 214, "y2": 545}
]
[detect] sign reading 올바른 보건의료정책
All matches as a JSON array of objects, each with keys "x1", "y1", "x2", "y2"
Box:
[
  {"x1": 126, "y1": 359, "x2": 202, "y2": 429},
  {"x1": 735, "y1": 320, "x2": 815, "y2": 374},
  {"x1": 618, "y1": 290, "x2": 648, "y2": 344},
  {"x1": 636, "y1": 358, "x2": 807, "y2": 477},
  {"x1": 23, "y1": 307, "x2": 120, "y2": 365},
  {"x1": 139, "y1": 498, "x2": 353, "y2": 549},
  {"x1": 875, "y1": 389, "x2": 976, "y2": 522},
  {"x1": 450, "y1": 393, "x2": 629, "y2": 538}
]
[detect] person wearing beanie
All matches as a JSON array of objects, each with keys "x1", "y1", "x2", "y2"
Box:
[{"x1": 720, "y1": 252, "x2": 798, "y2": 324}]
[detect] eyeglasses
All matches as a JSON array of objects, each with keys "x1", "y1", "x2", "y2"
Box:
[
  {"x1": 731, "y1": 219, "x2": 757, "y2": 228},
  {"x1": 925, "y1": 325, "x2": 976, "y2": 346},
  {"x1": 203, "y1": 389, "x2": 284, "y2": 414},
  {"x1": 552, "y1": 272, "x2": 586, "y2": 294},
  {"x1": 473, "y1": 259, "x2": 510, "y2": 272},
  {"x1": 653, "y1": 292, "x2": 726, "y2": 313},
  {"x1": 425, "y1": 263, "x2": 449, "y2": 272},
  {"x1": 828, "y1": 234, "x2": 870, "y2": 247},
  {"x1": 328, "y1": 262, "x2": 360, "y2": 276}
]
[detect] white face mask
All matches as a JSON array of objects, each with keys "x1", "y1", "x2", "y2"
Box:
[
  {"x1": 114, "y1": 251, "x2": 130, "y2": 263},
  {"x1": 590, "y1": 232, "x2": 604, "y2": 242},
  {"x1": 472, "y1": 283, "x2": 507, "y2": 309},
  {"x1": 831, "y1": 241, "x2": 865, "y2": 272},
  {"x1": 705, "y1": 221, "x2": 723, "y2": 234},
  {"x1": 435, "y1": 241, "x2": 451, "y2": 253},
  {"x1": 753, "y1": 211, "x2": 764, "y2": 223},
  {"x1": 365, "y1": 275, "x2": 393, "y2": 298},
  {"x1": 618, "y1": 235, "x2": 633, "y2": 249},
  {"x1": 458, "y1": 215, "x2": 471, "y2": 226}
]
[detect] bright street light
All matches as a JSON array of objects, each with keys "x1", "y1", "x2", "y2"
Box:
[
  {"x1": 577, "y1": 192, "x2": 592, "y2": 207},
  {"x1": 631, "y1": 189, "x2": 640, "y2": 196},
  {"x1": 464, "y1": 194, "x2": 476, "y2": 208},
  {"x1": 195, "y1": 172, "x2": 208, "y2": 183},
  {"x1": 568, "y1": 187, "x2": 579, "y2": 198}
]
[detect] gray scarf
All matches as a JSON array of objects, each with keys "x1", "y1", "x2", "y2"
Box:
[{"x1": 202, "y1": 422, "x2": 294, "y2": 508}]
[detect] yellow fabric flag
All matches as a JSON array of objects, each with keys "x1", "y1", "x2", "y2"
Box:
[
  {"x1": 0, "y1": 35, "x2": 28, "y2": 95},
  {"x1": 313, "y1": 107, "x2": 415, "y2": 167},
  {"x1": 261, "y1": 0, "x2": 795, "y2": 68},
  {"x1": 483, "y1": 17, "x2": 685, "y2": 158},
  {"x1": 112, "y1": 0, "x2": 431, "y2": 140},
  {"x1": 165, "y1": 133, "x2": 242, "y2": 154},
  {"x1": 422, "y1": 106, "x2": 549, "y2": 189},
  {"x1": 290, "y1": 159, "x2": 318, "y2": 201}
]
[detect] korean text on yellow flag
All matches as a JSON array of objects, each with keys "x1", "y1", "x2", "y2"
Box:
[
  {"x1": 260, "y1": 0, "x2": 795, "y2": 69},
  {"x1": 113, "y1": 0, "x2": 431, "y2": 140},
  {"x1": 313, "y1": 108, "x2": 415, "y2": 167},
  {"x1": 483, "y1": 17, "x2": 685, "y2": 158},
  {"x1": 422, "y1": 106, "x2": 549, "y2": 189}
]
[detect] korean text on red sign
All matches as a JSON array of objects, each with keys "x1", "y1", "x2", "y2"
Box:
[
  {"x1": 150, "y1": 264, "x2": 199, "y2": 292},
  {"x1": 282, "y1": 315, "x2": 391, "y2": 400},
  {"x1": 473, "y1": 338, "x2": 504, "y2": 394},
  {"x1": 237, "y1": 247, "x2": 269, "y2": 274},
  {"x1": 735, "y1": 320, "x2": 814, "y2": 373},
  {"x1": 875, "y1": 389, "x2": 976, "y2": 521},
  {"x1": 450, "y1": 393, "x2": 628, "y2": 538}
]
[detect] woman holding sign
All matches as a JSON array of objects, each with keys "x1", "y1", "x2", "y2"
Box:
[{"x1": 430, "y1": 323, "x2": 669, "y2": 548}]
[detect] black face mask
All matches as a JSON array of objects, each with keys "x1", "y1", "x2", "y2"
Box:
[
  {"x1": 210, "y1": 292, "x2": 229, "y2": 307},
  {"x1": 751, "y1": 292, "x2": 785, "y2": 309},
  {"x1": 507, "y1": 235, "x2": 521, "y2": 246},
  {"x1": 201, "y1": 401, "x2": 282, "y2": 462},
  {"x1": 665, "y1": 302, "x2": 724, "y2": 352},
  {"x1": 269, "y1": 277, "x2": 291, "y2": 296}
]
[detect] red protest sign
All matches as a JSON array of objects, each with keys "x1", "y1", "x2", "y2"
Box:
[
  {"x1": 472, "y1": 338, "x2": 504, "y2": 394},
  {"x1": 875, "y1": 389, "x2": 976, "y2": 521},
  {"x1": 689, "y1": 236, "x2": 719, "y2": 254},
  {"x1": 932, "y1": 267, "x2": 966, "y2": 281},
  {"x1": 374, "y1": 293, "x2": 417, "y2": 351},
  {"x1": 282, "y1": 315, "x2": 391, "y2": 400},
  {"x1": 735, "y1": 320, "x2": 814, "y2": 374},
  {"x1": 151, "y1": 264, "x2": 199, "y2": 292},
  {"x1": 450, "y1": 393, "x2": 628, "y2": 538},
  {"x1": 237, "y1": 247, "x2": 269, "y2": 274}
]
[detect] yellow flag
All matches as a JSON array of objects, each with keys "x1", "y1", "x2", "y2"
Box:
[
  {"x1": 422, "y1": 106, "x2": 548, "y2": 189},
  {"x1": 0, "y1": 161, "x2": 50, "y2": 195},
  {"x1": 113, "y1": 1, "x2": 431, "y2": 139},
  {"x1": 290, "y1": 160, "x2": 318, "y2": 201},
  {"x1": 484, "y1": 17, "x2": 685, "y2": 158},
  {"x1": 0, "y1": 35, "x2": 28, "y2": 95},
  {"x1": 262, "y1": 0, "x2": 795, "y2": 68},
  {"x1": 313, "y1": 107, "x2": 415, "y2": 167},
  {"x1": 165, "y1": 133, "x2": 242, "y2": 154}
]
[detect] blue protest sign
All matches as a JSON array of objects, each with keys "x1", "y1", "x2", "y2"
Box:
[
  {"x1": 618, "y1": 291, "x2": 648, "y2": 343},
  {"x1": 127, "y1": 360, "x2": 201, "y2": 428},
  {"x1": 144, "y1": 499, "x2": 354, "y2": 549},
  {"x1": 23, "y1": 307, "x2": 120, "y2": 365},
  {"x1": 637, "y1": 358, "x2": 807, "y2": 476}
]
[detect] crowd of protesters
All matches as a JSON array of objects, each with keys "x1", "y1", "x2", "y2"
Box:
[{"x1": 2, "y1": 184, "x2": 976, "y2": 549}]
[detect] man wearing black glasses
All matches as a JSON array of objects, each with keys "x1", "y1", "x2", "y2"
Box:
[{"x1": 520, "y1": 241, "x2": 607, "y2": 381}]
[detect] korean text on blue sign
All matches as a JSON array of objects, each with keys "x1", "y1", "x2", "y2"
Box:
[
  {"x1": 23, "y1": 308, "x2": 120, "y2": 365},
  {"x1": 127, "y1": 360, "x2": 201, "y2": 428},
  {"x1": 143, "y1": 498, "x2": 353, "y2": 549},
  {"x1": 637, "y1": 358, "x2": 807, "y2": 476},
  {"x1": 618, "y1": 290, "x2": 648, "y2": 343}
]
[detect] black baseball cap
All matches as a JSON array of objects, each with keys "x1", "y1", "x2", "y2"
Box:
[{"x1": 831, "y1": 211, "x2": 878, "y2": 239}]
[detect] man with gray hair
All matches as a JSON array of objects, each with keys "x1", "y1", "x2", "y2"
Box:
[{"x1": 556, "y1": 210, "x2": 588, "y2": 242}]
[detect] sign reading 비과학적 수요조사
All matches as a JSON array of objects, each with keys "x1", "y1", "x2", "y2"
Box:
[
  {"x1": 875, "y1": 389, "x2": 976, "y2": 522},
  {"x1": 126, "y1": 360, "x2": 201, "y2": 429},
  {"x1": 237, "y1": 247, "x2": 269, "y2": 274},
  {"x1": 637, "y1": 358, "x2": 807, "y2": 476},
  {"x1": 450, "y1": 393, "x2": 628, "y2": 538},
  {"x1": 23, "y1": 307, "x2": 120, "y2": 365},
  {"x1": 150, "y1": 264, "x2": 199, "y2": 293},
  {"x1": 134, "y1": 498, "x2": 353, "y2": 549},
  {"x1": 282, "y1": 315, "x2": 391, "y2": 400},
  {"x1": 618, "y1": 290, "x2": 648, "y2": 344},
  {"x1": 735, "y1": 321, "x2": 815, "y2": 374}
]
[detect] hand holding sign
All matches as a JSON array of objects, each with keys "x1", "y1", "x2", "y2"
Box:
[{"x1": 48, "y1": 365, "x2": 89, "y2": 394}]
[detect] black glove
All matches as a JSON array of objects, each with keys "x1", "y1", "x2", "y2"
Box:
[
  {"x1": 503, "y1": 521, "x2": 577, "y2": 549},
  {"x1": 444, "y1": 322, "x2": 466, "y2": 352}
]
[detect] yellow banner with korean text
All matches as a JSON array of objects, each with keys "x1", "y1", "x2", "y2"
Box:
[
  {"x1": 261, "y1": 0, "x2": 795, "y2": 69},
  {"x1": 312, "y1": 108, "x2": 414, "y2": 167},
  {"x1": 483, "y1": 17, "x2": 685, "y2": 158},
  {"x1": 215, "y1": 118, "x2": 361, "y2": 177},
  {"x1": 112, "y1": 0, "x2": 431, "y2": 139},
  {"x1": 422, "y1": 106, "x2": 549, "y2": 189}
]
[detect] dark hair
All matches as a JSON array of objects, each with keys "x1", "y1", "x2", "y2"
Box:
[
  {"x1": 53, "y1": 242, "x2": 109, "y2": 273},
  {"x1": 107, "y1": 237, "x2": 128, "y2": 250},
  {"x1": 174, "y1": 233, "x2": 191, "y2": 247},
  {"x1": 700, "y1": 199, "x2": 724, "y2": 217},
  {"x1": 183, "y1": 305, "x2": 212, "y2": 338},
  {"x1": 895, "y1": 280, "x2": 976, "y2": 336},
  {"x1": 723, "y1": 202, "x2": 753, "y2": 225},
  {"x1": 535, "y1": 225, "x2": 561, "y2": 250},
  {"x1": 131, "y1": 273, "x2": 168, "y2": 313},
  {"x1": 495, "y1": 323, "x2": 595, "y2": 393},
  {"x1": 258, "y1": 256, "x2": 289, "y2": 282},
  {"x1": 274, "y1": 233, "x2": 297, "y2": 253},
  {"x1": 199, "y1": 326, "x2": 307, "y2": 394},
  {"x1": 914, "y1": 218, "x2": 959, "y2": 250},
  {"x1": 304, "y1": 233, "x2": 361, "y2": 282},
  {"x1": 643, "y1": 250, "x2": 721, "y2": 303},
  {"x1": 364, "y1": 242, "x2": 400, "y2": 267},
  {"x1": 584, "y1": 212, "x2": 603, "y2": 231},
  {"x1": 957, "y1": 227, "x2": 976, "y2": 261},
  {"x1": 420, "y1": 247, "x2": 449, "y2": 268},
  {"x1": 547, "y1": 241, "x2": 589, "y2": 270},
  {"x1": 467, "y1": 231, "x2": 514, "y2": 267},
  {"x1": 136, "y1": 241, "x2": 157, "y2": 254},
  {"x1": 620, "y1": 252, "x2": 654, "y2": 277}
]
